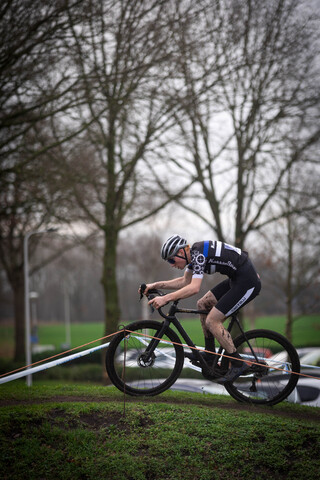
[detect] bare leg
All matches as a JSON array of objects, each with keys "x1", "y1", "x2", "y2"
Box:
[
  {"x1": 197, "y1": 291, "x2": 217, "y2": 337},
  {"x1": 195, "y1": 292, "x2": 217, "y2": 365},
  {"x1": 197, "y1": 291, "x2": 235, "y2": 352},
  {"x1": 197, "y1": 292, "x2": 246, "y2": 378},
  {"x1": 205, "y1": 307, "x2": 236, "y2": 354}
]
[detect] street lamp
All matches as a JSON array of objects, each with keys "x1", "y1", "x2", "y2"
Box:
[{"x1": 24, "y1": 228, "x2": 58, "y2": 386}]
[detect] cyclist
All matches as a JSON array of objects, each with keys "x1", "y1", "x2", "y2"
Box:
[{"x1": 142, "y1": 234, "x2": 261, "y2": 383}]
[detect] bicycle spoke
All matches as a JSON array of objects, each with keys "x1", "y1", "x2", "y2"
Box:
[
  {"x1": 106, "y1": 321, "x2": 184, "y2": 396},
  {"x1": 224, "y1": 329, "x2": 300, "y2": 406}
]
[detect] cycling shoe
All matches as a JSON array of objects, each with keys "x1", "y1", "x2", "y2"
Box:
[{"x1": 217, "y1": 363, "x2": 250, "y2": 384}]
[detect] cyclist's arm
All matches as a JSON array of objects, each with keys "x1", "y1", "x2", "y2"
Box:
[
  {"x1": 164, "y1": 276, "x2": 202, "y2": 302},
  {"x1": 148, "y1": 276, "x2": 202, "y2": 309},
  {"x1": 145, "y1": 269, "x2": 192, "y2": 292}
]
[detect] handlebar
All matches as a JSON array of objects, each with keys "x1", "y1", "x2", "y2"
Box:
[
  {"x1": 139, "y1": 283, "x2": 170, "y2": 318},
  {"x1": 139, "y1": 283, "x2": 164, "y2": 299},
  {"x1": 139, "y1": 283, "x2": 210, "y2": 318}
]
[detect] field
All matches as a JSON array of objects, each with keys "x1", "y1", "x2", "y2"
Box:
[
  {"x1": 0, "y1": 314, "x2": 319, "y2": 359},
  {"x1": 1, "y1": 383, "x2": 320, "y2": 480},
  {"x1": 1, "y1": 316, "x2": 320, "y2": 479}
]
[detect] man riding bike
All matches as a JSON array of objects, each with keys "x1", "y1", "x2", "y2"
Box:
[{"x1": 141, "y1": 234, "x2": 261, "y2": 383}]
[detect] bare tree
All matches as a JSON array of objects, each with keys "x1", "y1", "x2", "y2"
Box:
[
  {"x1": 256, "y1": 159, "x2": 320, "y2": 341},
  {"x1": 47, "y1": 0, "x2": 202, "y2": 339},
  {"x1": 0, "y1": 0, "x2": 87, "y2": 165},
  {"x1": 158, "y1": 0, "x2": 320, "y2": 249},
  {"x1": 0, "y1": 0, "x2": 88, "y2": 360}
]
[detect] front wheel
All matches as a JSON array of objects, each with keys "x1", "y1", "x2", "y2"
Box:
[
  {"x1": 222, "y1": 329, "x2": 300, "y2": 406},
  {"x1": 105, "y1": 320, "x2": 184, "y2": 396}
]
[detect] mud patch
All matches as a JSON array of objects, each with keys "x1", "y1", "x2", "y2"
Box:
[
  {"x1": 46, "y1": 407, "x2": 154, "y2": 433},
  {"x1": 47, "y1": 407, "x2": 131, "y2": 432}
]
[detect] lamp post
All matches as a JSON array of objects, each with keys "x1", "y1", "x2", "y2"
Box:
[{"x1": 24, "y1": 228, "x2": 57, "y2": 386}]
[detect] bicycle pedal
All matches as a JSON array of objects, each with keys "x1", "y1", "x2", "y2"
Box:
[
  {"x1": 185, "y1": 350, "x2": 215, "y2": 365},
  {"x1": 201, "y1": 365, "x2": 226, "y2": 381},
  {"x1": 191, "y1": 360, "x2": 201, "y2": 367}
]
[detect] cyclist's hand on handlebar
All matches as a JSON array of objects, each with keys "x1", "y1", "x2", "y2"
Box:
[
  {"x1": 148, "y1": 295, "x2": 168, "y2": 310},
  {"x1": 138, "y1": 283, "x2": 155, "y2": 297}
]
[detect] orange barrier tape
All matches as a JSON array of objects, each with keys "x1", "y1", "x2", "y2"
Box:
[
  {"x1": 1, "y1": 327, "x2": 319, "y2": 382},
  {"x1": 0, "y1": 330, "x2": 122, "y2": 379}
]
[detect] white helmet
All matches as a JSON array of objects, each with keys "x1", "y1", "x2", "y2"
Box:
[{"x1": 161, "y1": 234, "x2": 188, "y2": 260}]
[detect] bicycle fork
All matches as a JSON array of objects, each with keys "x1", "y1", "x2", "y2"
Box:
[{"x1": 138, "y1": 319, "x2": 171, "y2": 362}]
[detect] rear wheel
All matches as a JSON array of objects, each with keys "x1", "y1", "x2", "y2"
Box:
[
  {"x1": 105, "y1": 320, "x2": 184, "y2": 396},
  {"x1": 222, "y1": 329, "x2": 300, "y2": 406}
]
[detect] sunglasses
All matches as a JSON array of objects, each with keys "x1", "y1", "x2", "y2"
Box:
[{"x1": 167, "y1": 254, "x2": 185, "y2": 264}]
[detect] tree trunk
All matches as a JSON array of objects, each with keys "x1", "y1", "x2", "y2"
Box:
[
  {"x1": 285, "y1": 171, "x2": 293, "y2": 343},
  {"x1": 101, "y1": 227, "x2": 121, "y2": 384},
  {"x1": 285, "y1": 221, "x2": 293, "y2": 342},
  {"x1": 285, "y1": 298, "x2": 293, "y2": 343},
  {"x1": 101, "y1": 229, "x2": 121, "y2": 338},
  {"x1": 235, "y1": 135, "x2": 245, "y2": 251}
]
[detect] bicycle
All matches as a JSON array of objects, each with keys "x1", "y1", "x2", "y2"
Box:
[{"x1": 105, "y1": 285, "x2": 300, "y2": 406}]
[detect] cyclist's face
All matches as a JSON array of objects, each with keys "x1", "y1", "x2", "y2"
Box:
[{"x1": 167, "y1": 250, "x2": 187, "y2": 269}]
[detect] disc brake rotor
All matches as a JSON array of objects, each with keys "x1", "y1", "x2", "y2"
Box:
[{"x1": 137, "y1": 352, "x2": 155, "y2": 368}]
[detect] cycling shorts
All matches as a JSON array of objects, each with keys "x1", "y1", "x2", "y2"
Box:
[{"x1": 210, "y1": 258, "x2": 261, "y2": 317}]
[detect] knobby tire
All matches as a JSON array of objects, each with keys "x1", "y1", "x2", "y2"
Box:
[
  {"x1": 105, "y1": 320, "x2": 184, "y2": 396},
  {"x1": 222, "y1": 329, "x2": 300, "y2": 406}
]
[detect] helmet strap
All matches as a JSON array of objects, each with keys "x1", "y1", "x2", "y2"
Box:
[{"x1": 182, "y1": 247, "x2": 189, "y2": 265}]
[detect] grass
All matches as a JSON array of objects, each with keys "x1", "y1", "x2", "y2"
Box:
[
  {"x1": 1, "y1": 383, "x2": 320, "y2": 480},
  {"x1": 0, "y1": 322, "x2": 106, "y2": 358},
  {"x1": 1, "y1": 314, "x2": 319, "y2": 360},
  {"x1": 243, "y1": 314, "x2": 320, "y2": 348}
]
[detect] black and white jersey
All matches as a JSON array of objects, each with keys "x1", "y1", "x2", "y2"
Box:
[{"x1": 187, "y1": 241, "x2": 248, "y2": 279}]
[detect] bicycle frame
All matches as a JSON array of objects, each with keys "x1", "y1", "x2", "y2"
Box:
[
  {"x1": 107, "y1": 288, "x2": 301, "y2": 405},
  {"x1": 142, "y1": 299, "x2": 260, "y2": 371}
]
